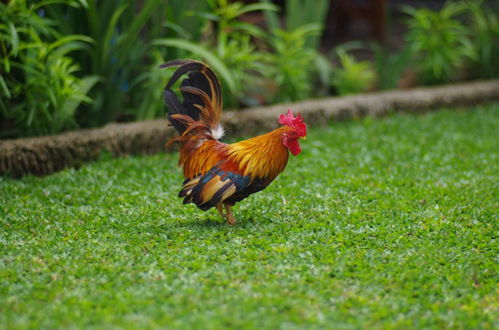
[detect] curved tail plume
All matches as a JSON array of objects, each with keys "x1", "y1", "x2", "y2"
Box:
[{"x1": 161, "y1": 60, "x2": 223, "y2": 137}]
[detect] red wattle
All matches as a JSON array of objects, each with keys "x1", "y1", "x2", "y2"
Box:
[{"x1": 288, "y1": 139, "x2": 301, "y2": 156}]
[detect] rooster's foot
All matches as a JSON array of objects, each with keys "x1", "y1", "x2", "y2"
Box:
[{"x1": 224, "y1": 204, "x2": 236, "y2": 225}]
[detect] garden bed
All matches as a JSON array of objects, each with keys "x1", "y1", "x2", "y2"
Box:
[{"x1": 1, "y1": 79, "x2": 499, "y2": 178}]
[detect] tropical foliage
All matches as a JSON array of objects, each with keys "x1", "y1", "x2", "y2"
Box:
[
  {"x1": 331, "y1": 48, "x2": 376, "y2": 95},
  {"x1": 0, "y1": 1, "x2": 98, "y2": 137},
  {"x1": 1, "y1": 0, "x2": 497, "y2": 138},
  {"x1": 404, "y1": 2, "x2": 476, "y2": 84}
]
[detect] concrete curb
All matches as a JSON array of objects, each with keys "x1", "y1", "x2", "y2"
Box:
[{"x1": 1, "y1": 79, "x2": 498, "y2": 178}]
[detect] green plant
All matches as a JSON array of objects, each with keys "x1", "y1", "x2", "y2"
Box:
[
  {"x1": 44, "y1": 0, "x2": 163, "y2": 126},
  {"x1": 155, "y1": 0, "x2": 277, "y2": 108},
  {"x1": 262, "y1": 0, "x2": 332, "y2": 102},
  {"x1": 404, "y1": 2, "x2": 476, "y2": 85},
  {"x1": 263, "y1": 0, "x2": 330, "y2": 50},
  {"x1": 371, "y1": 43, "x2": 413, "y2": 90},
  {"x1": 331, "y1": 48, "x2": 375, "y2": 96},
  {"x1": 165, "y1": 1, "x2": 209, "y2": 43},
  {"x1": 130, "y1": 50, "x2": 166, "y2": 121},
  {"x1": 217, "y1": 35, "x2": 267, "y2": 107},
  {"x1": 464, "y1": 0, "x2": 499, "y2": 78},
  {"x1": 263, "y1": 24, "x2": 322, "y2": 103},
  {"x1": 0, "y1": 0, "x2": 98, "y2": 138}
]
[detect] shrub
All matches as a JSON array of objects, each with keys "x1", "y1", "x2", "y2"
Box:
[
  {"x1": 155, "y1": 0, "x2": 276, "y2": 108},
  {"x1": 331, "y1": 48, "x2": 375, "y2": 96},
  {"x1": 264, "y1": 24, "x2": 322, "y2": 103},
  {"x1": 263, "y1": 0, "x2": 331, "y2": 102},
  {"x1": 404, "y1": 2, "x2": 476, "y2": 85},
  {"x1": 43, "y1": 0, "x2": 164, "y2": 126},
  {"x1": 0, "y1": 1, "x2": 98, "y2": 138},
  {"x1": 371, "y1": 43, "x2": 413, "y2": 90},
  {"x1": 464, "y1": 0, "x2": 499, "y2": 79}
]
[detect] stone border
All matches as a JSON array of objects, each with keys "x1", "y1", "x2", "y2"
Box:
[{"x1": 1, "y1": 80, "x2": 498, "y2": 178}]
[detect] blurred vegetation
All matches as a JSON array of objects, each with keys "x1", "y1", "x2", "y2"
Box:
[
  {"x1": 371, "y1": 43, "x2": 413, "y2": 90},
  {"x1": 391, "y1": 0, "x2": 498, "y2": 86},
  {"x1": 264, "y1": 24, "x2": 323, "y2": 103},
  {"x1": 42, "y1": 0, "x2": 165, "y2": 126},
  {"x1": 155, "y1": 0, "x2": 277, "y2": 108},
  {"x1": 404, "y1": 2, "x2": 476, "y2": 85},
  {"x1": 331, "y1": 48, "x2": 376, "y2": 96},
  {"x1": 0, "y1": 0, "x2": 98, "y2": 137},
  {"x1": 465, "y1": 0, "x2": 499, "y2": 79},
  {"x1": 1, "y1": 0, "x2": 498, "y2": 139}
]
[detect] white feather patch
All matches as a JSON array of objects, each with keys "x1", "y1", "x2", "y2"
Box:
[{"x1": 211, "y1": 125, "x2": 225, "y2": 140}]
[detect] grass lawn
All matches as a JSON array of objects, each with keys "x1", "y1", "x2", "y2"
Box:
[{"x1": 1, "y1": 104, "x2": 498, "y2": 329}]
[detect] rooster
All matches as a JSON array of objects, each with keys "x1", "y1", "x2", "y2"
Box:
[{"x1": 161, "y1": 59, "x2": 307, "y2": 225}]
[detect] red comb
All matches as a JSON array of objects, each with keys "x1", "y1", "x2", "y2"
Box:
[
  {"x1": 279, "y1": 109, "x2": 307, "y2": 136},
  {"x1": 279, "y1": 109, "x2": 296, "y2": 126}
]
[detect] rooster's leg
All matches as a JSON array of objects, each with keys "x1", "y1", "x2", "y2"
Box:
[
  {"x1": 216, "y1": 203, "x2": 226, "y2": 221},
  {"x1": 224, "y1": 204, "x2": 236, "y2": 225}
]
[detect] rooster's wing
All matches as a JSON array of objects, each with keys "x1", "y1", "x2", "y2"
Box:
[{"x1": 179, "y1": 160, "x2": 270, "y2": 211}]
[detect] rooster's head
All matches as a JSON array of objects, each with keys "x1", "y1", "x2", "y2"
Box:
[{"x1": 279, "y1": 109, "x2": 307, "y2": 156}]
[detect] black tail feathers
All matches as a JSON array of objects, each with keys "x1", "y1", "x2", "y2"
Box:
[{"x1": 161, "y1": 59, "x2": 221, "y2": 135}]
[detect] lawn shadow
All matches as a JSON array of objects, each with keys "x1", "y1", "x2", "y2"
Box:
[
  {"x1": 173, "y1": 214, "x2": 266, "y2": 229},
  {"x1": 138, "y1": 217, "x2": 225, "y2": 237},
  {"x1": 145, "y1": 209, "x2": 274, "y2": 233},
  {"x1": 188, "y1": 216, "x2": 226, "y2": 228}
]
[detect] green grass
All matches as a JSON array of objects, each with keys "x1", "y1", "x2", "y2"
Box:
[{"x1": 1, "y1": 104, "x2": 498, "y2": 329}]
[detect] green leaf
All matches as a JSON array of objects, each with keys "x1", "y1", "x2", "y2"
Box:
[
  {"x1": 262, "y1": 0, "x2": 281, "y2": 32},
  {"x1": 234, "y1": 2, "x2": 279, "y2": 17},
  {"x1": 51, "y1": 41, "x2": 92, "y2": 58},
  {"x1": 33, "y1": 0, "x2": 81, "y2": 10},
  {"x1": 102, "y1": 3, "x2": 128, "y2": 66},
  {"x1": 0, "y1": 75, "x2": 11, "y2": 98},
  {"x1": 230, "y1": 22, "x2": 266, "y2": 38},
  {"x1": 117, "y1": 0, "x2": 162, "y2": 62},
  {"x1": 163, "y1": 21, "x2": 191, "y2": 39},
  {"x1": 48, "y1": 35, "x2": 94, "y2": 53},
  {"x1": 8, "y1": 23, "x2": 19, "y2": 55},
  {"x1": 61, "y1": 75, "x2": 100, "y2": 118},
  {"x1": 313, "y1": 53, "x2": 333, "y2": 88}
]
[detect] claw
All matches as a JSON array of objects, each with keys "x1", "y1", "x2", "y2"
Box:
[
  {"x1": 216, "y1": 203, "x2": 226, "y2": 221},
  {"x1": 224, "y1": 204, "x2": 236, "y2": 225}
]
